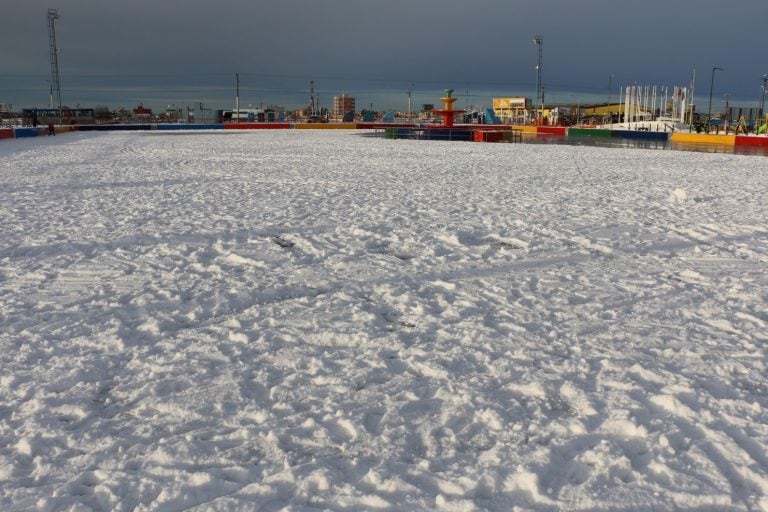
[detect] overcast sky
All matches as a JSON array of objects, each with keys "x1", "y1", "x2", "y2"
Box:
[{"x1": 3, "y1": 0, "x2": 767, "y2": 111}]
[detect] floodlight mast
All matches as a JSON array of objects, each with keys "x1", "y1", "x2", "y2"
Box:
[
  {"x1": 235, "y1": 73, "x2": 240, "y2": 123},
  {"x1": 760, "y1": 74, "x2": 768, "y2": 132},
  {"x1": 707, "y1": 66, "x2": 723, "y2": 132},
  {"x1": 47, "y1": 8, "x2": 62, "y2": 122},
  {"x1": 533, "y1": 35, "x2": 543, "y2": 126}
]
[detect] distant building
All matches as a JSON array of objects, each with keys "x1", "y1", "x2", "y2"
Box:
[
  {"x1": 133, "y1": 105, "x2": 152, "y2": 119},
  {"x1": 492, "y1": 97, "x2": 531, "y2": 124},
  {"x1": 332, "y1": 94, "x2": 355, "y2": 119},
  {"x1": 22, "y1": 107, "x2": 95, "y2": 126}
]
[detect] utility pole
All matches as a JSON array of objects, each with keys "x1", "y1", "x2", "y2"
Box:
[
  {"x1": 533, "y1": 35, "x2": 543, "y2": 126},
  {"x1": 760, "y1": 75, "x2": 768, "y2": 134},
  {"x1": 47, "y1": 9, "x2": 62, "y2": 123},
  {"x1": 707, "y1": 66, "x2": 723, "y2": 132},
  {"x1": 466, "y1": 84, "x2": 470, "y2": 112},
  {"x1": 310, "y1": 80, "x2": 316, "y2": 117},
  {"x1": 235, "y1": 73, "x2": 240, "y2": 123},
  {"x1": 608, "y1": 74, "x2": 614, "y2": 122},
  {"x1": 723, "y1": 93, "x2": 731, "y2": 133},
  {"x1": 407, "y1": 87, "x2": 412, "y2": 122}
]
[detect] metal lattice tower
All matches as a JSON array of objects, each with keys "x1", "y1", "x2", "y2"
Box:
[{"x1": 47, "y1": 9, "x2": 62, "y2": 114}]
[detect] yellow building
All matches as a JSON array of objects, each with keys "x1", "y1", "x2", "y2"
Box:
[
  {"x1": 580, "y1": 103, "x2": 623, "y2": 116},
  {"x1": 493, "y1": 97, "x2": 531, "y2": 123}
]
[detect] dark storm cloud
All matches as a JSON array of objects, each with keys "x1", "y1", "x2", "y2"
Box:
[{"x1": 3, "y1": 0, "x2": 767, "y2": 109}]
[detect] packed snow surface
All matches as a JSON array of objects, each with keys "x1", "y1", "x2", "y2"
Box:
[{"x1": 1, "y1": 130, "x2": 768, "y2": 511}]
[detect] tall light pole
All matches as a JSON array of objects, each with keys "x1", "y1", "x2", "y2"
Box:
[
  {"x1": 760, "y1": 74, "x2": 768, "y2": 134},
  {"x1": 707, "y1": 66, "x2": 723, "y2": 132},
  {"x1": 407, "y1": 87, "x2": 412, "y2": 122},
  {"x1": 608, "y1": 74, "x2": 614, "y2": 122},
  {"x1": 608, "y1": 74, "x2": 613, "y2": 104},
  {"x1": 309, "y1": 80, "x2": 316, "y2": 118},
  {"x1": 533, "y1": 35, "x2": 543, "y2": 125},
  {"x1": 235, "y1": 72, "x2": 240, "y2": 123}
]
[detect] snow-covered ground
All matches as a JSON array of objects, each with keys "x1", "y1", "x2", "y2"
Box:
[{"x1": 1, "y1": 130, "x2": 767, "y2": 511}]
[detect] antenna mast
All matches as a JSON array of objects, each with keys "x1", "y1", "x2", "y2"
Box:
[{"x1": 47, "y1": 9, "x2": 62, "y2": 120}]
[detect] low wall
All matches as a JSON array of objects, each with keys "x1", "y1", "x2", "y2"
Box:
[
  {"x1": 354, "y1": 123, "x2": 416, "y2": 129},
  {"x1": 735, "y1": 135, "x2": 768, "y2": 147},
  {"x1": 158, "y1": 124, "x2": 223, "y2": 131},
  {"x1": 4, "y1": 123, "x2": 765, "y2": 153},
  {"x1": 670, "y1": 133, "x2": 735, "y2": 146},
  {"x1": 54, "y1": 125, "x2": 80, "y2": 134},
  {"x1": 295, "y1": 123, "x2": 357, "y2": 130},
  {"x1": 13, "y1": 127, "x2": 47, "y2": 138},
  {"x1": 537, "y1": 126, "x2": 567, "y2": 136},
  {"x1": 223, "y1": 123, "x2": 292, "y2": 130},
  {"x1": 568, "y1": 128, "x2": 614, "y2": 138},
  {"x1": 613, "y1": 130, "x2": 668, "y2": 141},
  {"x1": 78, "y1": 124, "x2": 154, "y2": 131},
  {"x1": 473, "y1": 131, "x2": 507, "y2": 142}
]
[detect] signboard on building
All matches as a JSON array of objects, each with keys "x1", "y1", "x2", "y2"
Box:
[{"x1": 492, "y1": 98, "x2": 529, "y2": 110}]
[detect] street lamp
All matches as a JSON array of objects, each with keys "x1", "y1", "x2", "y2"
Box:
[
  {"x1": 608, "y1": 74, "x2": 614, "y2": 123},
  {"x1": 707, "y1": 66, "x2": 723, "y2": 132},
  {"x1": 533, "y1": 35, "x2": 543, "y2": 125},
  {"x1": 46, "y1": 80, "x2": 53, "y2": 109},
  {"x1": 760, "y1": 74, "x2": 767, "y2": 134},
  {"x1": 408, "y1": 86, "x2": 413, "y2": 122}
]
